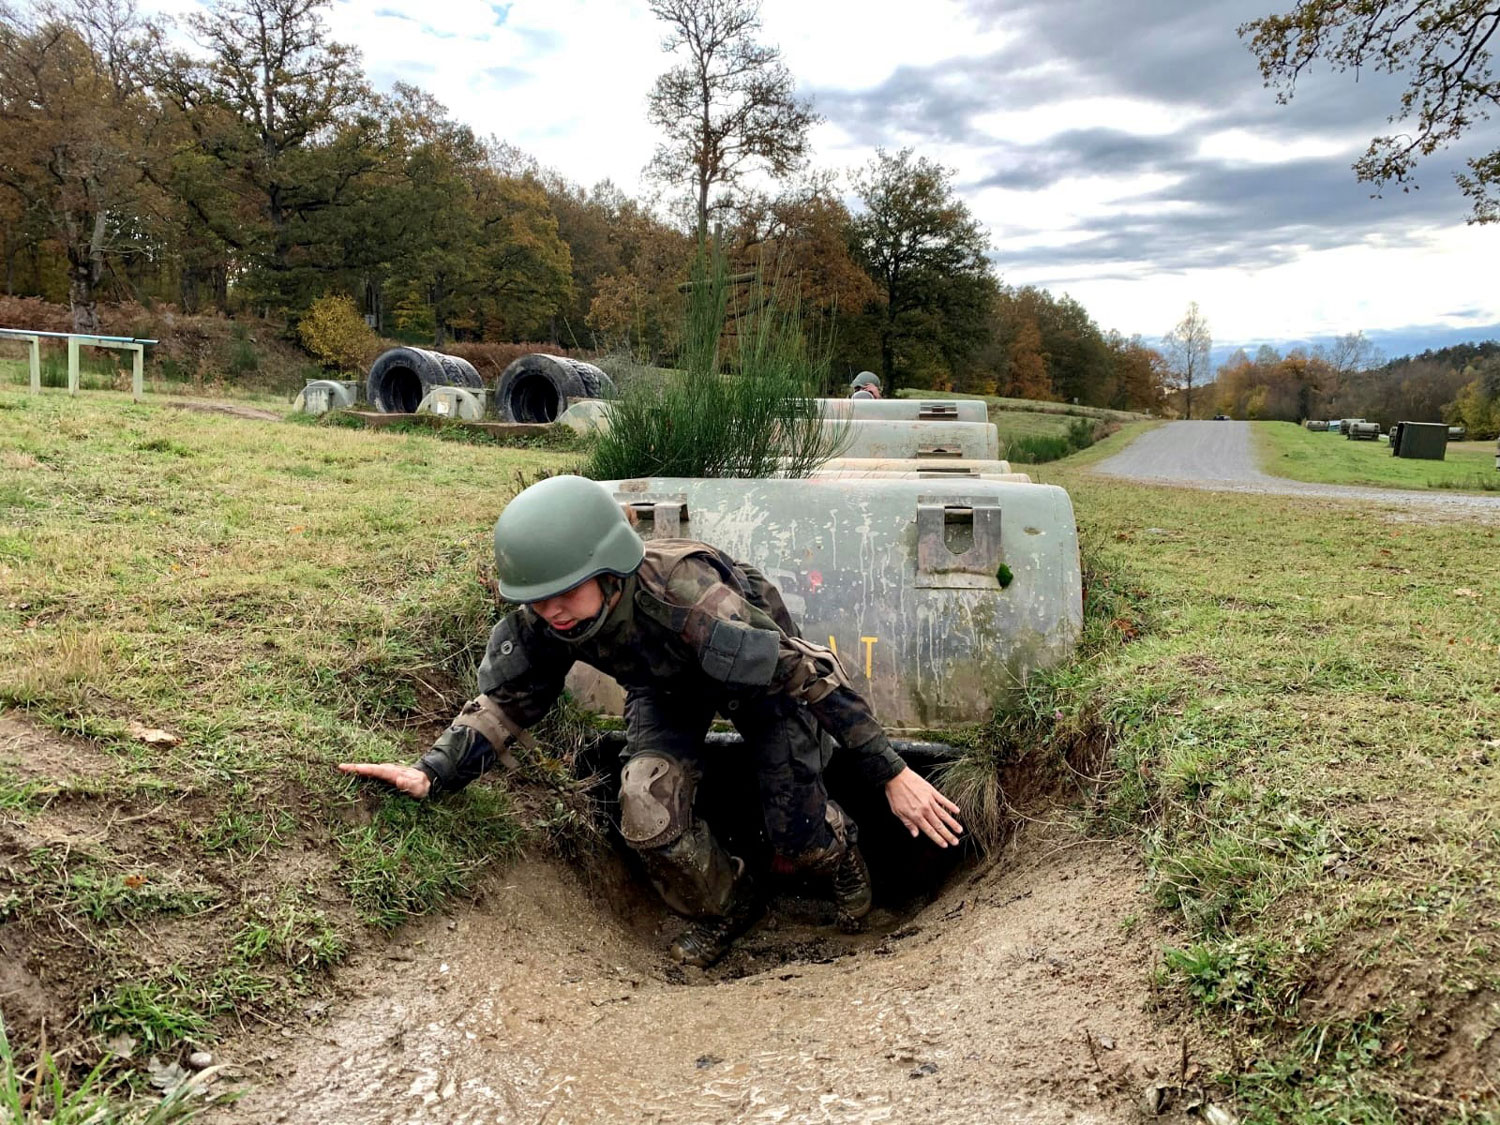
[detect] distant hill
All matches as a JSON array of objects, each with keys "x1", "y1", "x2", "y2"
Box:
[
  {"x1": 1379, "y1": 339, "x2": 1500, "y2": 374},
  {"x1": 1196, "y1": 324, "x2": 1500, "y2": 371}
]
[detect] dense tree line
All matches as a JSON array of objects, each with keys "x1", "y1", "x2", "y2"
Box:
[
  {"x1": 0, "y1": 0, "x2": 1166, "y2": 407},
  {"x1": 1207, "y1": 338, "x2": 1500, "y2": 438}
]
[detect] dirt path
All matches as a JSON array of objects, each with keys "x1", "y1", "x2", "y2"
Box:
[
  {"x1": 161, "y1": 398, "x2": 284, "y2": 422},
  {"x1": 1092, "y1": 421, "x2": 1500, "y2": 517},
  {"x1": 206, "y1": 825, "x2": 1200, "y2": 1125}
]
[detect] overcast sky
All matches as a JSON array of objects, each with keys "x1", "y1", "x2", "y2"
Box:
[{"x1": 154, "y1": 0, "x2": 1500, "y2": 354}]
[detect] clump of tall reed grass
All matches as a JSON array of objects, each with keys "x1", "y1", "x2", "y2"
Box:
[{"x1": 581, "y1": 251, "x2": 847, "y2": 480}]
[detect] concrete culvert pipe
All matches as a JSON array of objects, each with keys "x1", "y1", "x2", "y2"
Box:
[
  {"x1": 367, "y1": 347, "x2": 482, "y2": 414},
  {"x1": 496, "y1": 354, "x2": 616, "y2": 423}
]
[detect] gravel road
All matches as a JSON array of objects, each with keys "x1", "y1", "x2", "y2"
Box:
[{"x1": 1092, "y1": 421, "x2": 1500, "y2": 517}]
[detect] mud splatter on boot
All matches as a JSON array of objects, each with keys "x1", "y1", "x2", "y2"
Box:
[
  {"x1": 832, "y1": 843, "x2": 873, "y2": 933},
  {"x1": 669, "y1": 863, "x2": 763, "y2": 968}
]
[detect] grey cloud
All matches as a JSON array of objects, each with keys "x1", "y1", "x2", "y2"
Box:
[
  {"x1": 813, "y1": 0, "x2": 1499, "y2": 281},
  {"x1": 994, "y1": 156, "x2": 1453, "y2": 278},
  {"x1": 968, "y1": 129, "x2": 1196, "y2": 191}
]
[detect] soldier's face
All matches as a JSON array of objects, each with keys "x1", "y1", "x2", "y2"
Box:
[{"x1": 532, "y1": 579, "x2": 605, "y2": 631}]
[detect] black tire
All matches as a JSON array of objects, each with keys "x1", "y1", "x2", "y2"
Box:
[
  {"x1": 366, "y1": 347, "x2": 482, "y2": 414},
  {"x1": 495, "y1": 354, "x2": 614, "y2": 423}
]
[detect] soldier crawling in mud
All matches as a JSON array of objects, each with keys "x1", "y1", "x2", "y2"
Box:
[{"x1": 340, "y1": 475, "x2": 962, "y2": 967}]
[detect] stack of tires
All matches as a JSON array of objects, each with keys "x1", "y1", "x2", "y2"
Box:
[
  {"x1": 493, "y1": 355, "x2": 615, "y2": 423},
  {"x1": 366, "y1": 347, "x2": 615, "y2": 423},
  {"x1": 367, "y1": 348, "x2": 484, "y2": 414}
]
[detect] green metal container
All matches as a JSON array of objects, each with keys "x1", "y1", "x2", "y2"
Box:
[
  {"x1": 817, "y1": 398, "x2": 988, "y2": 423},
  {"x1": 292, "y1": 379, "x2": 358, "y2": 416},
  {"x1": 827, "y1": 419, "x2": 1000, "y2": 460},
  {"x1": 811, "y1": 468, "x2": 1034, "y2": 483},
  {"x1": 813, "y1": 456, "x2": 1013, "y2": 475},
  {"x1": 565, "y1": 476, "x2": 1083, "y2": 730},
  {"x1": 1392, "y1": 421, "x2": 1448, "y2": 460},
  {"x1": 556, "y1": 398, "x2": 613, "y2": 435},
  {"x1": 416, "y1": 386, "x2": 488, "y2": 421}
]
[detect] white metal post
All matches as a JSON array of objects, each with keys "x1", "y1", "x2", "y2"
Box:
[
  {"x1": 27, "y1": 335, "x2": 40, "y2": 394},
  {"x1": 131, "y1": 343, "x2": 144, "y2": 402},
  {"x1": 67, "y1": 336, "x2": 79, "y2": 396}
]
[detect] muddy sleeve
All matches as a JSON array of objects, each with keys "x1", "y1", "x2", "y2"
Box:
[
  {"x1": 417, "y1": 726, "x2": 499, "y2": 798},
  {"x1": 474, "y1": 610, "x2": 574, "y2": 726},
  {"x1": 417, "y1": 612, "x2": 571, "y2": 796},
  {"x1": 666, "y1": 559, "x2": 907, "y2": 788}
]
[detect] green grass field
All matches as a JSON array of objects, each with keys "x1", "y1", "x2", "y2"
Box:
[
  {"x1": 893, "y1": 387, "x2": 1149, "y2": 463},
  {"x1": 0, "y1": 391, "x2": 583, "y2": 1083},
  {"x1": 1257, "y1": 421, "x2": 1500, "y2": 492},
  {"x1": 1048, "y1": 446, "x2": 1499, "y2": 1122},
  {"x1": 1, "y1": 395, "x2": 1496, "y2": 1121}
]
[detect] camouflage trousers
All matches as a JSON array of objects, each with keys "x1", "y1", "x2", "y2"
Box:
[{"x1": 620, "y1": 688, "x2": 849, "y2": 917}]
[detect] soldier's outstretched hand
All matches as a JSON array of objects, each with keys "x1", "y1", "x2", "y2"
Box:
[
  {"x1": 884, "y1": 768, "x2": 963, "y2": 848},
  {"x1": 337, "y1": 762, "x2": 431, "y2": 799}
]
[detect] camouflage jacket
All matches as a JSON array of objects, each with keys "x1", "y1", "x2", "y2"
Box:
[{"x1": 418, "y1": 539, "x2": 905, "y2": 794}]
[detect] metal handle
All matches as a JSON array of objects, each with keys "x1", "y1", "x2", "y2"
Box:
[{"x1": 918, "y1": 404, "x2": 959, "y2": 420}]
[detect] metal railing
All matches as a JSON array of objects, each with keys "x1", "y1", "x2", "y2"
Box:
[{"x1": 0, "y1": 327, "x2": 160, "y2": 402}]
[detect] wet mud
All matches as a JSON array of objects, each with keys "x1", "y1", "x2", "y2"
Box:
[{"x1": 207, "y1": 821, "x2": 1197, "y2": 1124}]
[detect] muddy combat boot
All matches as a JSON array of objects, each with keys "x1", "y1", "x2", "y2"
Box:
[
  {"x1": 670, "y1": 865, "x2": 762, "y2": 968},
  {"x1": 832, "y1": 843, "x2": 873, "y2": 932}
]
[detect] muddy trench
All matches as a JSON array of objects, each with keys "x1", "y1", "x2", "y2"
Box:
[{"x1": 202, "y1": 736, "x2": 1201, "y2": 1125}]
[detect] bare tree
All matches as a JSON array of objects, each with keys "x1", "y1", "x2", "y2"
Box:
[
  {"x1": 645, "y1": 0, "x2": 818, "y2": 243},
  {"x1": 1163, "y1": 301, "x2": 1212, "y2": 418}
]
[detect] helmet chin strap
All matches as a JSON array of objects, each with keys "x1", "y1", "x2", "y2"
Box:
[{"x1": 547, "y1": 574, "x2": 622, "y2": 645}]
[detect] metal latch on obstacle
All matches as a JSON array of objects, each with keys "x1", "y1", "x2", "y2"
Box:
[
  {"x1": 917, "y1": 403, "x2": 959, "y2": 420},
  {"x1": 617, "y1": 493, "x2": 690, "y2": 538},
  {"x1": 915, "y1": 495, "x2": 1004, "y2": 589}
]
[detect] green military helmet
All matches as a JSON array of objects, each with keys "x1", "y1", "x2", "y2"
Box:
[
  {"x1": 850, "y1": 371, "x2": 880, "y2": 390},
  {"x1": 493, "y1": 475, "x2": 644, "y2": 603}
]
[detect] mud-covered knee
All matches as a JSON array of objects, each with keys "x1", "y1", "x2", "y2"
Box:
[{"x1": 619, "y1": 753, "x2": 693, "y2": 850}]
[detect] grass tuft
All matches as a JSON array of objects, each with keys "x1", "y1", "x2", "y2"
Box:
[{"x1": 581, "y1": 251, "x2": 848, "y2": 480}]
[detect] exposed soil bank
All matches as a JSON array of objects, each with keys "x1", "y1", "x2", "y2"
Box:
[{"x1": 206, "y1": 823, "x2": 1201, "y2": 1125}]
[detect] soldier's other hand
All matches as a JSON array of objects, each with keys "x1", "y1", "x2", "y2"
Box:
[
  {"x1": 883, "y1": 768, "x2": 963, "y2": 848},
  {"x1": 337, "y1": 762, "x2": 431, "y2": 799}
]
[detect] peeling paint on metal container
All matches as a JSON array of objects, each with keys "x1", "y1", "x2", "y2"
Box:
[
  {"x1": 825, "y1": 420, "x2": 1000, "y2": 461},
  {"x1": 567, "y1": 476, "x2": 1082, "y2": 730},
  {"x1": 817, "y1": 398, "x2": 988, "y2": 423},
  {"x1": 417, "y1": 386, "x2": 488, "y2": 421},
  {"x1": 811, "y1": 468, "x2": 1033, "y2": 483},
  {"x1": 293, "y1": 379, "x2": 358, "y2": 415},
  {"x1": 556, "y1": 398, "x2": 613, "y2": 435},
  {"x1": 813, "y1": 457, "x2": 1013, "y2": 475}
]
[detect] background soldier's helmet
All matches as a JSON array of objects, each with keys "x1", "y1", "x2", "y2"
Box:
[
  {"x1": 849, "y1": 371, "x2": 880, "y2": 390},
  {"x1": 493, "y1": 475, "x2": 644, "y2": 603}
]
